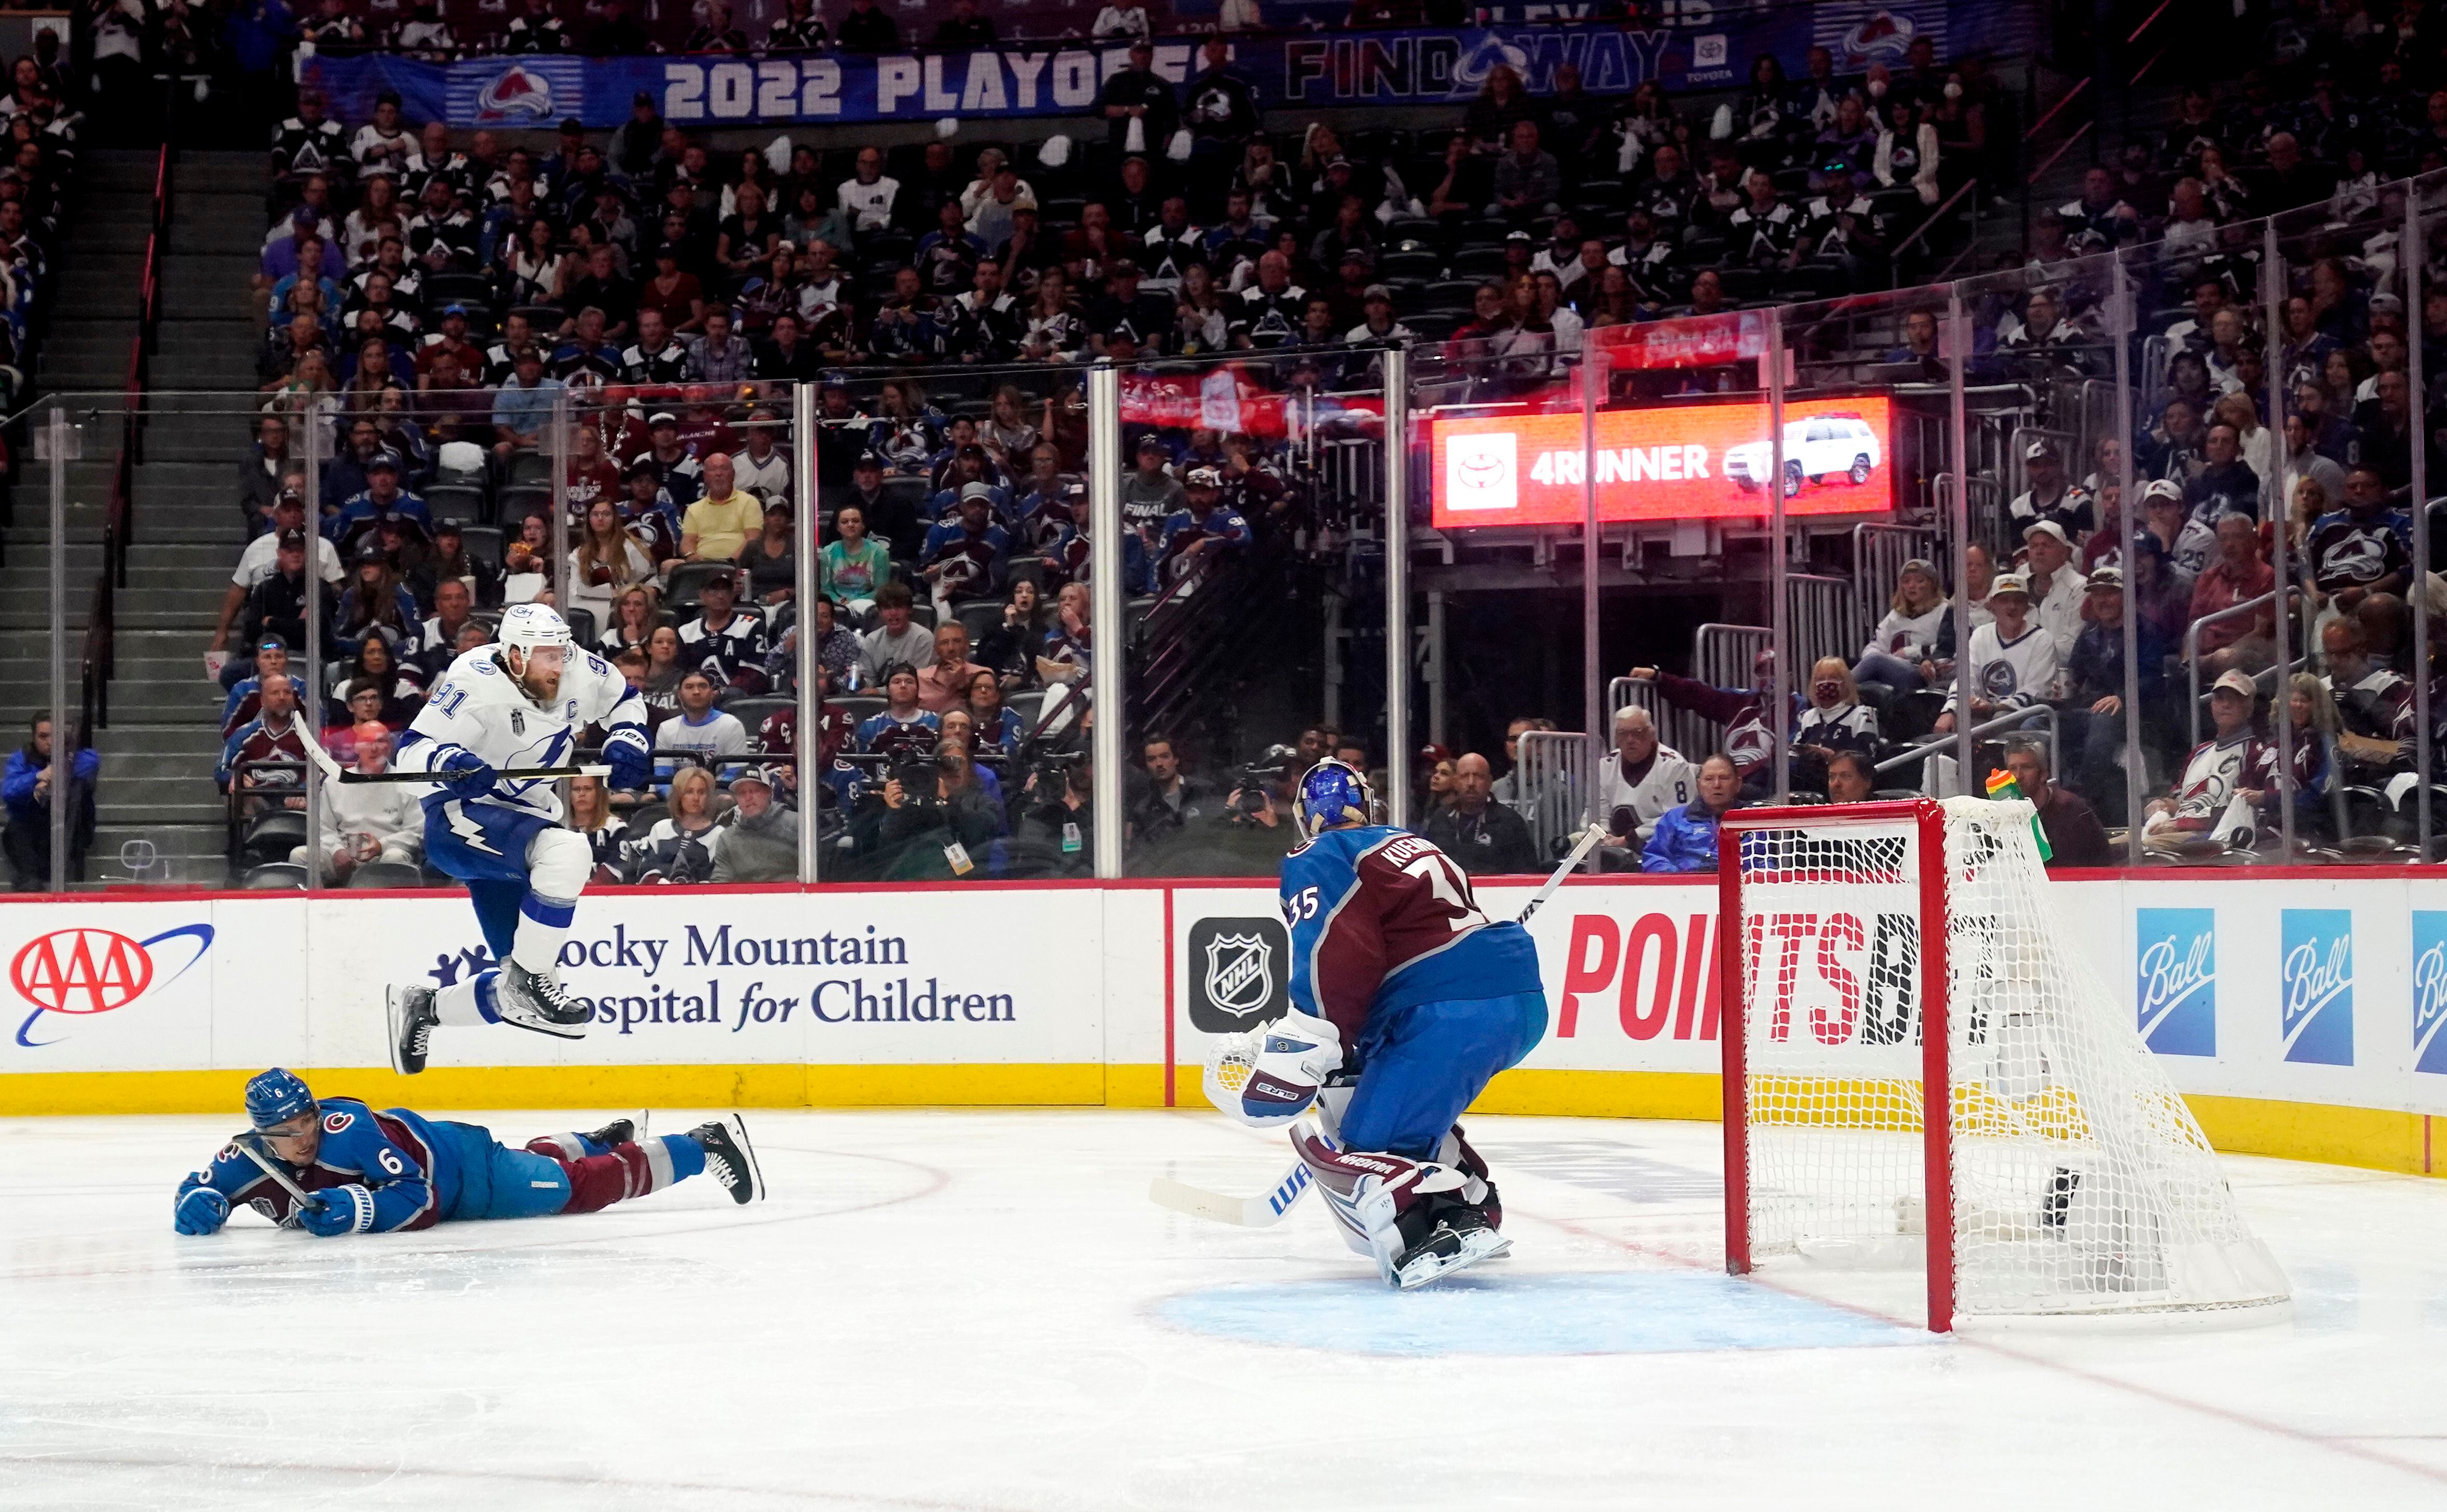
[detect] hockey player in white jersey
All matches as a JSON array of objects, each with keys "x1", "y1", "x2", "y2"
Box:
[{"x1": 382, "y1": 604, "x2": 654, "y2": 1074}]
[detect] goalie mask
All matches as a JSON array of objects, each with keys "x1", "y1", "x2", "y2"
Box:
[{"x1": 1294, "y1": 757, "x2": 1372, "y2": 838}]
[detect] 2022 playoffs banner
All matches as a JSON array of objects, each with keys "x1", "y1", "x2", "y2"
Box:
[{"x1": 300, "y1": 1, "x2": 2009, "y2": 130}]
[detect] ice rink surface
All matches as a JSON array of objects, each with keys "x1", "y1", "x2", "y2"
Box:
[{"x1": 4, "y1": 1107, "x2": 2445, "y2": 1510}]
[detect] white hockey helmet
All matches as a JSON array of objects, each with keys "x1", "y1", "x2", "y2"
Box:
[{"x1": 499, "y1": 603, "x2": 573, "y2": 657}]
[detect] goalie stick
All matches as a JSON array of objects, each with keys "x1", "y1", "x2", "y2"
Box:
[
  {"x1": 226, "y1": 1131, "x2": 329, "y2": 1214},
  {"x1": 1152, "y1": 832, "x2": 1600, "y2": 1227}
]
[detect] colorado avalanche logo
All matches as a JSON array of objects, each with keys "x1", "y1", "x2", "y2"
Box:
[
  {"x1": 477, "y1": 65, "x2": 556, "y2": 122},
  {"x1": 1838, "y1": 9, "x2": 1918, "y2": 64},
  {"x1": 1202, "y1": 933, "x2": 1274, "y2": 1019},
  {"x1": 1450, "y1": 36, "x2": 1532, "y2": 95}
]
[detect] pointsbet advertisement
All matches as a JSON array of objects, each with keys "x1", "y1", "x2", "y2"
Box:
[
  {"x1": 6, "y1": 875, "x2": 2447, "y2": 1127},
  {"x1": 1429, "y1": 395, "x2": 1899, "y2": 529}
]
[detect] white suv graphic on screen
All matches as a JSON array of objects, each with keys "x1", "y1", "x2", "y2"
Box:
[{"x1": 1725, "y1": 415, "x2": 1881, "y2": 496}]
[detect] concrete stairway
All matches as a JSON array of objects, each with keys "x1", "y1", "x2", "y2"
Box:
[{"x1": 1, "y1": 149, "x2": 270, "y2": 886}]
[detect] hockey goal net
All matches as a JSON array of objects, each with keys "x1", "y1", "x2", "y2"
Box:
[{"x1": 1717, "y1": 797, "x2": 2289, "y2": 1330}]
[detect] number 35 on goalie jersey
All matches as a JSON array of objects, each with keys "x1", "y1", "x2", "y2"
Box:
[{"x1": 1279, "y1": 827, "x2": 1544, "y2": 1044}]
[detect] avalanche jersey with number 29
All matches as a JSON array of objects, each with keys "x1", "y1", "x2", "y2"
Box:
[
  {"x1": 1280, "y1": 827, "x2": 1544, "y2": 1050},
  {"x1": 398, "y1": 644, "x2": 644, "y2": 821}
]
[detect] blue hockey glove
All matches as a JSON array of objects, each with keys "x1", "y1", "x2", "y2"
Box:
[
  {"x1": 433, "y1": 744, "x2": 495, "y2": 800},
  {"x1": 173, "y1": 1177, "x2": 229, "y2": 1236},
  {"x1": 602, "y1": 727, "x2": 652, "y2": 792},
  {"x1": 296, "y1": 1183, "x2": 374, "y2": 1237}
]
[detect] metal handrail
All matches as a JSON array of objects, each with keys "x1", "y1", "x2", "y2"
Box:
[
  {"x1": 1891, "y1": 176, "x2": 1981, "y2": 260},
  {"x1": 1871, "y1": 704, "x2": 2059, "y2": 778},
  {"x1": 2182, "y1": 588, "x2": 2280, "y2": 748}
]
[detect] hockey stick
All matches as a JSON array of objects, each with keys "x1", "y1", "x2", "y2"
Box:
[
  {"x1": 1516, "y1": 823, "x2": 1607, "y2": 924},
  {"x1": 334, "y1": 765, "x2": 611, "y2": 785},
  {"x1": 1149, "y1": 1162, "x2": 1311, "y2": 1229},
  {"x1": 227, "y1": 1131, "x2": 329, "y2": 1214},
  {"x1": 290, "y1": 721, "x2": 608, "y2": 785}
]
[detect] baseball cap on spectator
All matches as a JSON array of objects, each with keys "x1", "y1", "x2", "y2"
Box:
[
  {"x1": 257, "y1": 633, "x2": 289, "y2": 653},
  {"x1": 352, "y1": 538, "x2": 386, "y2": 564},
  {"x1": 2211, "y1": 669, "x2": 2258, "y2": 699},
  {"x1": 1340, "y1": 248, "x2": 1374, "y2": 271},
  {"x1": 2370, "y1": 291, "x2": 2405, "y2": 316},
  {"x1": 2085, "y1": 564, "x2": 2124, "y2": 590},
  {"x1": 1988, "y1": 572, "x2": 2031, "y2": 601},
  {"x1": 1899, "y1": 556, "x2": 1940, "y2": 578},
  {"x1": 2023, "y1": 440, "x2": 2059, "y2": 461},
  {"x1": 1506, "y1": 228, "x2": 1531, "y2": 242},
  {"x1": 959, "y1": 482, "x2": 993, "y2": 503},
  {"x1": 820, "y1": 370, "x2": 851, "y2": 389},
  {"x1": 273, "y1": 485, "x2": 305, "y2": 509},
  {"x1": 1186, "y1": 466, "x2": 1221, "y2": 488},
  {"x1": 434, "y1": 519, "x2": 463, "y2": 541},
  {"x1": 1136, "y1": 434, "x2": 1166, "y2": 456},
  {"x1": 366, "y1": 452, "x2": 401, "y2": 474},
  {"x1": 2023, "y1": 519, "x2": 2070, "y2": 546},
  {"x1": 854, "y1": 452, "x2": 884, "y2": 472},
  {"x1": 732, "y1": 764, "x2": 777, "y2": 791},
  {"x1": 649, "y1": 411, "x2": 679, "y2": 427},
  {"x1": 1363, "y1": 283, "x2": 1393, "y2": 305},
  {"x1": 2141, "y1": 478, "x2": 2184, "y2": 506},
  {"x1": 442, "y1": 302, "x2": 470, "y2": 319},
  {"x1": 1009, "y1": 196, "x2": 1039, "y2": 212},
  {"x1": 1419, "y1": 743, "x2": 1450, "y2": 766}
]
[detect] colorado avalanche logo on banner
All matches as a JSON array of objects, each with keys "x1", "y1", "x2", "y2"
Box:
[
  {"x1": 461, "y1": 60, "x2": 584, "y2": 124},
  {"x1": 1815, "y1": 3, "x2": 1946, "y2": 70},
  {"x1": 10, "y1": 924, "x2": 215, "y2": 1047},
  {"x1": 1449, "y1": 34, "x2": 1532, "y2": 96}
]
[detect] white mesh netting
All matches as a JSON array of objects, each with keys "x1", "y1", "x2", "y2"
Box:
[{"x1": 1733, "y1": 797, "x2": 2289, "y2": 1321}]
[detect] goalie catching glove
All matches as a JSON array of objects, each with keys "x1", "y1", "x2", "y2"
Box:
[{"x1": 1202, "y1": 1010, "x2": 1342, "y2": 1127}]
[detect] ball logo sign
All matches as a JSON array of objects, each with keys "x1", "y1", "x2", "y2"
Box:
[
  {"x1": 2135, "y1": 908, "x2": 2216, "y2": 1056},
  {"x1": 2411, "y1": 912, "x2": 2447, "y2": 1075},
  {"x1": 1443, "y1": 431, "x2": 1516, "y2": 513},
  {"x1": 2279, "y1": 909, "x2": 2354, "y2": 1066},
  {"x1": 9, "y1": 923, "x2": 214, "y2": 1047},
  {"x1": 1186, "y1": 917, "x2": 1290, "y2": 1033}
]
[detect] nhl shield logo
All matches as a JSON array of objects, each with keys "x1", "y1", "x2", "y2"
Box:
[
  {"x1": 1186, "y1": 916, "x2": 1290, "y2": 1033},
  {"x1": 1203, "y1": 933, "x2": 1273, "y2": 1019}
]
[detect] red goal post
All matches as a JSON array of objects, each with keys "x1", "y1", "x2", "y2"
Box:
[
  {"x1": 1716, "y1": 799, "x2": 1955, "y2": 1330},
  {"x1": 1714, "y1": 797, "x2": 2289, "y2": 1334}
]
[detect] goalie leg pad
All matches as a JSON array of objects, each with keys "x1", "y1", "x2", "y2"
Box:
[{"x1": 1290, "y1": 1119, "x2": 1466, "y2": 1285}]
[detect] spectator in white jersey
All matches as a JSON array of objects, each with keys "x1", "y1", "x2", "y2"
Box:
[
  {"x1": 1594, "y1": 704, "x2": 1693, "y2": 856},
  {"x1": 1934, "y1": 573, "x2": 2059, "y2": 734},
  {"x1": 656, "y1": 671, "x2": 751, "y2": 789}
]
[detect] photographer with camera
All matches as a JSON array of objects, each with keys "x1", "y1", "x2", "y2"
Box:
[
  {"x1": 1016, "y1": 748, "x2": 1095, "y2": 872},
  {"x1": 1173, "y1": 742, "x2": 1299, "y2": 876},
  {"x1": 851, "y1": 740, "x2": 1000, "y2": 879}
]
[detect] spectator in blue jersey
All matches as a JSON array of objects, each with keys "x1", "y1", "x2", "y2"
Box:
[
  {"x1": 1641, "y1": 752, "x2": 1741, "y2": 874},
  {"x1": 919, "y1": 484, "x2": 1012, "y2": 605},
  {"x1": 857, "y1": 664, "x2": 942, "y2": 758},
  {"x1": 1157, "y1": 466, "x2": 1253, "y2": 583},
  {"x1": 322, "y1": 453, "x2": 431, "y2": 548},
  {"x1": 4, "y1": 715, "x2": 98, "y2": 890}
]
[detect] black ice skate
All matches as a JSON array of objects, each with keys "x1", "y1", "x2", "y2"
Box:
[
  {"x1": 690, "y1": 1115, "x2": 766, "y2": 1205},
  {"x1": 586, "y1": 1111, "x2": 648, "y2": 1149},
  {"x1": 1392, "y1": 1203, "x2": 1511, "y2": 1290},
  {"x1": 386, "y1": 985, "x2": 439, "y2": 1075},
  {"x1": 496, "y1": 960, "x2": 589, "y2": 1039}
]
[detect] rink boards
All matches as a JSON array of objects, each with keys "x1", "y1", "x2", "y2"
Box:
[{"x1": 1, "y1": 870, "x2": 2443, "y2": 1175}]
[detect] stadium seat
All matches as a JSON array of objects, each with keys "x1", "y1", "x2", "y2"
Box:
[
  {"x1": 506, "y1": 451, "x2": 553, "y2": 487},
  {"x1": 240, "y1": 863, "x2": 308, "y2": 890},
  {"x1": 457, "y1": 526, "x2": 505, "y2": 571},
  {"x1": 1424, "y1": 279, "x2": 1479, "y2": 311},
  {"x1": 563, "y1": 607, "x2": 595, "y2": 646},
  {"x1": 951, "y1": 597, "x2": 1001, "y2": 644},
  {"x1": 497, "y1": 485, "x2": 553, "y2": 525},
  {"x1": 663, "y1": 561, "x2": 738, "y2": 611},
  {"x1": 828, "y1": 694, "x2": 886, "y2": 728},
  {"x1": 1377, "y1": 249, "x2": 1440, "y2": 281},
  {"x1": 725, "y1": 695, "x2": 791, "y2": 732},
  {"x1": 239, "y1": 810, "x2": 306, "y2": 868},
  {"x1": 348, "y1": 861, "x2": 425, "y2": 888},
  {"x1": 426, "y1": 484, "x2": 486, "y2": 527},
  {"x1": 1452, "y1": 247, "x2": 1508, "y2": 280}
]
